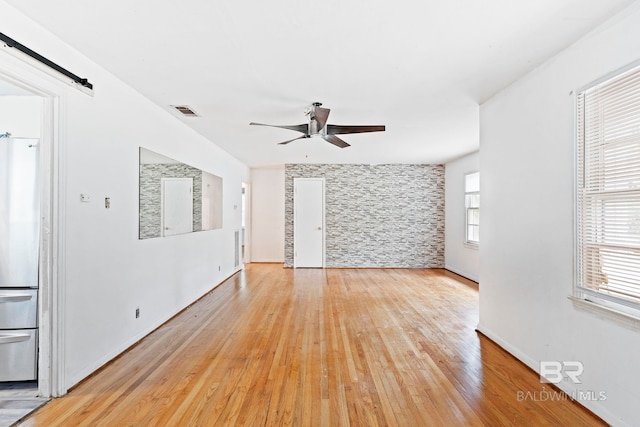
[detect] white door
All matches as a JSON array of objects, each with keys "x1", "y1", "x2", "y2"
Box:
[
  {"x1": 294, "y1": 178, "x2": 324, "y2": 268},
  {"x1": 161, "y1": 178, "x2": 193, "y2": 236}
]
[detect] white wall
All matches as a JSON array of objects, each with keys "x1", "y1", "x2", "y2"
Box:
[
  {"x1": 479, "y1": 3, "x2": 640, "y2": 426},
  {"x1": 0, "y1": 2, "x2": 249, "y2": 390},
  {"x1": 250, "y1": 167, "x2": 284, "y2": 262},
  {"x1": 445, "y1": 151, "x2": 479, "y2": 282}
]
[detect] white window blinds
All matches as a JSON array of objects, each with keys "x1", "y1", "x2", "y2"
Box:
[
  {"x1": 577, "y1": 64, "x2": 640, "y2": 308},
  {"x1": 465, "y1": 172, "x2": 480, "y2": 245}
]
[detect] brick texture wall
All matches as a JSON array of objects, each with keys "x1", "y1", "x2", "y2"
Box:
[
  {"x1": 139, "y1": 163, "x2": 202, "y2": 239},
  {"x1": 284, "y1": 164, "x2": 444, "y2": 268}
]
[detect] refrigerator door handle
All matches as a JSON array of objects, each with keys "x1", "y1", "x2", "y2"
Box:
[
  {"x1": 0, "y1": 333, "x2": 31, "y2": 344},
  {"x1": 0, "y1": 293, "x2": 33, "y2": 303}
]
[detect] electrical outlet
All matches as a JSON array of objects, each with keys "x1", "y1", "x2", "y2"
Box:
[{"x1": 135, "y1": 307, "x2": 140, "y2": 318}]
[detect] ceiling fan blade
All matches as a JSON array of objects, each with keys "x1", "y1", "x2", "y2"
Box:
[
  {"x1": 326, "y1": 124, "x2": 385, "y2": 135},
  {"x1": 278, "y1": 135, "x2": 310, "y2": 145},
  {"x1": 250, "y1": 122, "x2": 309, "y2": 134},
  {"x1": 312, "y1": 107, "x2": 330, "y2": 129},
  {"x1": 323, "y1": 134, "x2": 350, "y2": 148}
]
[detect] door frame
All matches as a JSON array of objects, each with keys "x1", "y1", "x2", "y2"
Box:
[
  {"x1": 293, "y1": 178, "x2": 325, "y2": 268},
  {"x1": 241, "y1": 182, "x2": 250, "y2": 265},
  {"x1": 0, "y1": 48, "x2": 69, "y2": 397}
]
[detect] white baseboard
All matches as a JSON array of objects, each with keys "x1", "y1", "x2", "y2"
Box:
[
  {"x1": 66, "y1": 269, "x2": 241, "y2": 390},
  {"x1": 476, "y1": 323, "x2": 625, "y2": 427},
  {"x1": 444, "y1": 265, "x2": 479, "y2": 282}
]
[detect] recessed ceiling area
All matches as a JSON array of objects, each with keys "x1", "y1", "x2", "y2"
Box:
[{"x1": 3, "y1": 0, "x2": 636, "y2": 166}]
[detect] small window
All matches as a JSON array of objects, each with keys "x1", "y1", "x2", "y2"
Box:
[
  {"x1": 465, "y1": 172, "x2": 480, "y2": 245},
  {"x1": 576, "y1": 63, "x2": 640, "y2": 316}
]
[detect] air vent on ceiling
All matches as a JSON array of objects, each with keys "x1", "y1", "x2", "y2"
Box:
[{"x1": 172, "y1": 105, "x2": 199, "y2": 117}]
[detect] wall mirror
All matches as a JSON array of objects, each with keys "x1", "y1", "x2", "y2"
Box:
[{"x1": 139, "y1": 147, "x2": 223, "y2": 239}]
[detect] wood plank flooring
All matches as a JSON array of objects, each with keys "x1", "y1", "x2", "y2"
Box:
[{"x1": 19, "y1": 265, "x2": 604, "y2": 426}]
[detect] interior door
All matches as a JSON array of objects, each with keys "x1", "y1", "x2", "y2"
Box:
[
  {"x1": 161, "y1": 178, "x2": 193, "y2": 236},
  {"x1": 294, "y1": 178, "x2": 324, "y2": 268}
]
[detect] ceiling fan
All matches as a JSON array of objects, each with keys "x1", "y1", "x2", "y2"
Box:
[{"x1": 250, "y1": 102, "x2": 385, "y2": 148}]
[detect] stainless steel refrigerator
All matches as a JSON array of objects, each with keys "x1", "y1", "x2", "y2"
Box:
[{"x1": 0, "y1": 136, "x2": 39, "y2": 382}]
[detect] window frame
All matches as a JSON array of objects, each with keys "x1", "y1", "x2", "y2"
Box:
[
  {"x1": 574, "y1": 61, "x2": 640, "y2": 321},
  {"x1": 464, "y1": 171, "x2": 480, "y2": 246}
]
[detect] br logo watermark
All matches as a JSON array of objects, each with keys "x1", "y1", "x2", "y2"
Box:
[
  {"x1": 539, "y1": 361, "x2": 583, "y2": 384},
  {"x1": 516, "y1": 361, "x2": 607, "y2": 402}
]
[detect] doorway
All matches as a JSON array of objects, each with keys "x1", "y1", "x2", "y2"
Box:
[
  {"x1": 0, "y1": 60, "x2": 63, "y2": 402},
  {"x1": 0, "y1": 77, "x2": 54, "y2": 421},
  {"x1": 293, "y1": 178, "x2": 325, "y2": 268},
  {"x1": 241, "y1": 182, "x2": 251, "y2": 265}
]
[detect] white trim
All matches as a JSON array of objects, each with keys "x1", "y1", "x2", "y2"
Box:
[
  {"x1": 241, "y1": 182, "x2": 251, "y2": 265},
  {"x1": 568, "y1": 295, "x2": 640, "y2": 331},
  {"x1": 464, "y1": 171, "x2": 480, "y2": 245},
  {"x1": 49, "y1": 94, "x2": 67, "y2": 397},
  {"x1": 477, "y1": 323, "x2": 628, "y2": 427},
  {"x1": 575, "y1": 57, "x2": 640, "y2": 95},
  {"x1": 65, "y1": 268, "x2": 243, "y2": 388},
  {"x1": 0, "y1": 47, "x2": 68, "y2": 397},
  {"x1": 475, "y1": 324, "x2": 538, "y2": 371},
  {"x1": 444, "y1": 266, "x2": 479, "y2": 283},
  {"x1": 0, "y1": 39, "x2": 94, "y2": 97},
  {"x1": 250, "y1": 259, "x2": 285, "y2": 263},
  {"x1": 573, "y1": 61, "x2": 640, "y2": 319},
  {"x1": 36, "y1": 97, "x2": 55, "y2": 396}
]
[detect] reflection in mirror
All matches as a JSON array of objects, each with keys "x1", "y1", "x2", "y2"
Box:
[{"x1": 139, "y1": 147, "x2": 222, "y2": 239}]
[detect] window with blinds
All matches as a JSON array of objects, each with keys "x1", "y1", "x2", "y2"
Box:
[
  {"x1": 576, "y1": 63, "x2": 640, "y2": 312},
  {"x1": 465, "y1": 172, "x2": 480, "y2": 245}
]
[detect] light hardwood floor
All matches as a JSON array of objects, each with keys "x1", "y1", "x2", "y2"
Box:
[{"x1": 19, "y1": 265, "x2": 604, "y2": 426}]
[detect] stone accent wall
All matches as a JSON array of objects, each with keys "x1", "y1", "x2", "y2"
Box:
[
  {"x1": 284, "y1": 164, "x2": 445, "y2": 268},
  {"x1": 139, "y1": 163, "x2": 202, "y2": 239}
]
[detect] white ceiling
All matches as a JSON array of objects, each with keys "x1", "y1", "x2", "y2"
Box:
[{"x1": 4, "y1": 0, "x2": 636, "y2": 166}]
